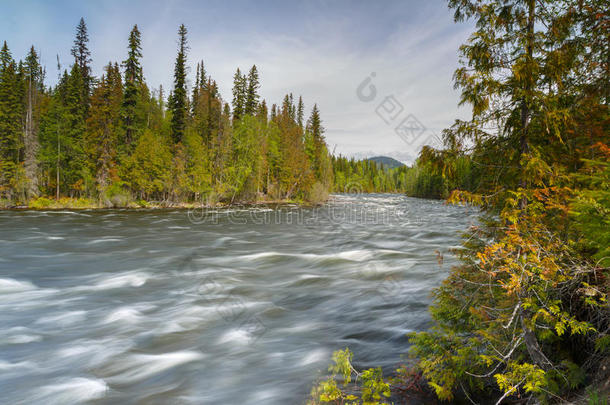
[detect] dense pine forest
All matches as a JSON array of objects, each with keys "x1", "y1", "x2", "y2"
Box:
[
  {"x1": 0, "y1": 20, "x2": 333, "y2": 208},
  {"x1": 311, "y1": 0, "x2": 609, "y2": 403}
]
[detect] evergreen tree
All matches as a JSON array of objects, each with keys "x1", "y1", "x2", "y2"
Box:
[
  {"x1": 245, "y1": 64, "x2": 260, "y2": 116},
  {"x1": 122, "y1": 24, "x2": 144, "y2": 146},
  {"x1": 306, "y1": 104, "x2": 326, "y2": 180},
  {"x1": 169, "y1": 24, "x2": 188, "y2": 143},
  {"x1": 70, "y1": 18, "x2": 92, "y2": 108},
  {"x1": 231, "y1": 68, "x2": 246, "y2": 121}
]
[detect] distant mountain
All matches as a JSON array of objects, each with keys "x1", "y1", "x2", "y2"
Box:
[
  {"x1": 367, "y1": 156, "x2": 405, "y2": 169},
  {"x1": 347, "y1": 150, "x2": 417, "y2": 166}
]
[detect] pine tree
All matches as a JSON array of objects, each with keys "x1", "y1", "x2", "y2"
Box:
[
  {"x1": 122, "y1": 24, "x2": 144, "y2": 146},
  {"x1": 307, "y1": 104, "x2": 324, "y2": 144},
  {"x1": 71, "y1": 18, "x2": 92, "y2": 108},
  {"x1": 231, "y1": 68, "x2": 246, "y2": 122},
  {"x1": 170, "y1": 24, "x2": 188, "y2": 144},
  {"x1": 307, "y1": 104, "x2": 325, "y2": 179},
  {"x1": 245, "y1": 64, "x2": 260, "y2": 116}
]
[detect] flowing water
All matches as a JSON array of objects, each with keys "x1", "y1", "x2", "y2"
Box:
[{"x1": 0, "y1": 194, "x2": 478, "y2": 404}]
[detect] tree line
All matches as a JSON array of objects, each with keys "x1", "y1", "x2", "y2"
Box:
[
  {"x1": 0, "y1": 19, "x2": 332, "y2": 207},
  {"x1": 331, "y1": 153, "x2": 477, "y2": 199}
]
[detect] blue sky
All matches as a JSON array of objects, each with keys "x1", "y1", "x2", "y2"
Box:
[{"x1": 1, "y1": 0, "x2": 474, "y2": 161}]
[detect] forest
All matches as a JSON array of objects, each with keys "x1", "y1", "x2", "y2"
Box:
[
  {"x1": 332, "y1": 152, "x2": 476, "y2": 199},
  {"x1": 0, "y1": 20, "x2": 333, "y2": 208},
  {"x1": 311, "y1": 0, "x2": 609, "y2": 403}
]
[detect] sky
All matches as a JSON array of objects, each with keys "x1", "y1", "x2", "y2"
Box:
[{"x1": 0, "y1": 0, "x2": 474, "y2": 163}]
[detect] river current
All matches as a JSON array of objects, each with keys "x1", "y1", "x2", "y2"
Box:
[{"x1": 0, "y1": 194, "x2": 477, "y2": 404}]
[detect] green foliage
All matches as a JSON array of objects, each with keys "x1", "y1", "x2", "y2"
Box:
[
  {"x1": 308, "y1": 348, "x2": 391, "y2": 405},
  {"x1": 29, "y1": 196, "x2": 54, "y2": 209},
  {"x1": 103, "y1": 181, "x2": 131, "y2": 207},
  {"x1": 245, "y1": 65, "x2": 260, "y2": 116},
  {"x1": 169, "y1": 24, "x2": 188, "y2": 144},
  {"x1": 232, "y1": 68, "x2": 247, "y2": 122},
  {"x1": 407, "y1": 1, "x2": 610, "y2": 403},
  {"x1": 121, "y1": 129, "x2": 172, "y2": 200},
  {"x1": 586, "y1": 387, "x2": 609, "y2": 405},
  {"x1": 121, "y1": 24, "x2": 146, "y2": 146}
]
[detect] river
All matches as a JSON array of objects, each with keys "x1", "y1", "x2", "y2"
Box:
[{"x1": 0, "y1": 194, "x2": 477, "y2": 404}]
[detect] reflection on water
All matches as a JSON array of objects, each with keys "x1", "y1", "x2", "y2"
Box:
[{"x1": 0, "y1": 194, "x2": 477, "y2": 404}]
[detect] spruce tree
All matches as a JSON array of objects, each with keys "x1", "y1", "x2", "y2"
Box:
[
  {"x1": 170, "y1": 24, "x2": 188, "y2": 144},
  {"x1": 71, "y1": 18, "x2": 92, "y2": 108},
  {"x1": 231, "y1": 68, "x2": 246, "y2": 121},
  {"x1": 307, "y1": 104, "x2": 325, "y2": 178},
  {"x1": 308, "y1": 104, "x2": 324, "y2": 144},
  {"x1": 122, "y1": 24, "x2": 144, "y2": 146},
  {"x1": 245, "y1": 65, "x2": 260, "y2": 116}
]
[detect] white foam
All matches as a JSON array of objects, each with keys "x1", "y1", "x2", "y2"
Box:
[
  {"x1": 105, "y1": 351, "x2": 204, "y2": 384},
  {"x1": 240, "y1": 250, "x2": 373, "y2": 262},
  {"x1": 300, "y1": 349, "x2": 328, "y2": 366},
  {"x1": 298, "y1": 274, "x2": 324, "y2": 280},
  {"x1": 1, "y1": 334, "x2": 42, "y2": 344},
  {"x1": 103, "y1": 307, "x2": 142, "y2": 323},
  {"x1": 218, "y1": 329, "x2": 251, "y2": 345},
  {"x1": 0, "y1": 360, "x2": 36, "y2": 371},
  {"x1": 336, "y1": 250, "x2": 373, "y2": 261},
  {"x1": 35, "y1": 310, "x2": 87, "y2": 327},
  {"x1": 0, "y1": 278, "x2": 36, "y2": 293},
  {"x1": 36, "y1": 377, "x2": 107, "y2": 404},
  {"x1": 93, "y1": 272, "x2": 149, "y2": 290},
  {"x1": 86, "y1": 238, "x2": 123, "y2": 244},
  {"x1": 55, "y1": 338, "x2": 134, "y2": 369}
]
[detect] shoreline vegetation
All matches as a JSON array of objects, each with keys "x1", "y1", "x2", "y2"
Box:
[
  {"x1": 1, "y1": 196, "x2": 317, "y2": 210},
  {"x1": 309, "y1": 0, "x2": 609, "y2": 404}
]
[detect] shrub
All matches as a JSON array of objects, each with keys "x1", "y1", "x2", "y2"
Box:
[{"x1": 29, "y1": 197, "x2": 54, "y2": 209}]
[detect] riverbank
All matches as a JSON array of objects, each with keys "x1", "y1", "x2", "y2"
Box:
[{"x1": 0, "y1": 195, "x2": 330, "y2": 210}]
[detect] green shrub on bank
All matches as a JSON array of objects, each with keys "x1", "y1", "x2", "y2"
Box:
[
  {"x1": 308, "y1": 348, "x2": 391, "y2": 405},
  {"x1": 29, "y1": 197, "x2": 54, "y2": 208}
]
